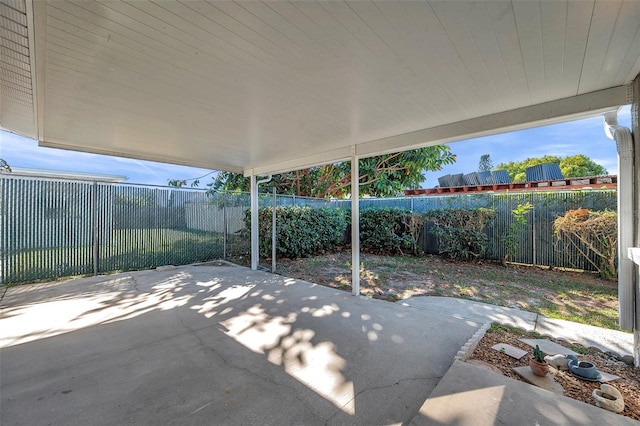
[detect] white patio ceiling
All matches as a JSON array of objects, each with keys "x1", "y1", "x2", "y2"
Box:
[{"x1": 1, "y1": 0, "x2": 639, "y2": 176}]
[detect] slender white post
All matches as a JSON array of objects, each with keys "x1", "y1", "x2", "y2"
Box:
[
  {"x1": 631, "y1": 74, "x2": 640, "y2": 366},
  {"x1": 272, "y1": 187, "x2": 276, "y2": 273},
  {"x1": 351, "y1": 150, "x2": 360, "y2": 296},
  {"x1": 250, "y1": 175, "x2": 258, "y2": 270}
]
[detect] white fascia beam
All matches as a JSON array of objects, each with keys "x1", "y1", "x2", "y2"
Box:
[
  {"x1": 245, "y1": 85, "x2": 631, "y2": 177},
  {"x1": 244, "y1": 146, "x2": 352, "y2": 177},
  {"x1": 355, "y1": 85, "x2": 632, "y2": 158},
  {"x1": 27, "y1": 0, "x2": 46, "y2": 141},
  {"x1": 38, "y1": 139, "x2": 243, "y2": 173}
]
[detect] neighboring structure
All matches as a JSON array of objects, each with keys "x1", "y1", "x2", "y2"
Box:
[
  {"x1": 405, "y1": 175, "x2": 617, "y2": 196},
  {"x1": 1, "y1": 168, "x2": 125, "y2": 250},
  {"x1": 4, "y1": 167, "x2": 127, "y2": 183}
]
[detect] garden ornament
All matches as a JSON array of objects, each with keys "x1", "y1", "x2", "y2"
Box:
[
  {"x1": 544, "y1": 354, "x2": 569, "y2": 371},
  {"x1": 592, "y1": 384, "x2": 625, "y2": 413}
]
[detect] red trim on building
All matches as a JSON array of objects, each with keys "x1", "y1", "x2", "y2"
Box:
[{"x1": 405, "y1": 176, "x2": 617, "y2": 196}]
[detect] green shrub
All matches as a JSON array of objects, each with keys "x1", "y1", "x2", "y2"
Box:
[
  {"x1": 246, "y1": 206, "x2": 347, "y2": 259},
  {"x1": 424, "y1": 208, "x2": 496, "y2": 260},
  {"x1": 359, "y1": 208, "x2": 423, "y2": 255}
]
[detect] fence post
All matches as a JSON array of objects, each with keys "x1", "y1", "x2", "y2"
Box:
[
  {"x1": 532, "y1": 206, "x2": 536, "y2": 266},
  {"x1": 92, "y1": 181, "x2": 99, "y2": 276},
  {"x1": 223, "y1": 194, "x2": 227, "y2": 260}
]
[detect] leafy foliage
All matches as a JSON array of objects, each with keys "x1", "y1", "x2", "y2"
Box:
[
  {"x1": 359, "y1": 208, "x2": 424, "y2": 255},
  {"x1": 247, "y1": 206, "x2": 347, "y2": 259},
  {"x1": 0, "y1": 158, "x2": 11, "y2": 173},
  {"x1": 496, "y1": 154, "x2": 607, "y2": 182},
  {"x1": 500, "y1": 202, "x2": 534, "y2": 265},
  {"x1": 478, "y1": 154, "x2": 493, "y2": 173},
  {"x1": 200, "y1": 146, "x2": 456, "y2": 199},
  {"x1": 553, "y1": 209, "x2": 617, "y2": 280},
  {"x1": 424, "y1": 208, "x2": 496, "y2": 260}
]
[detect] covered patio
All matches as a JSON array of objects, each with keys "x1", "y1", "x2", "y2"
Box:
[{"x1": 1, "y1": 0, "x2": 640, "y2": 422}]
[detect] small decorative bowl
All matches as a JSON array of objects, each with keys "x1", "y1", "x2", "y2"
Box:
[{"x1": 568, "y1": 357, "x2": 601, "y2": 380}]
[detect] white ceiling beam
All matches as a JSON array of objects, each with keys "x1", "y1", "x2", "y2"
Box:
[{"x1": 246, "y1": 85, "x2": 631, "y2": 176}]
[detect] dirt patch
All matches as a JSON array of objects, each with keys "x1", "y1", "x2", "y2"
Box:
[
  {"x1": 468, "y1": 324, "x2": 639, "y2": 421},
  {"x1": 267, "y1": 250, "x2": 620, "y2": 330}
]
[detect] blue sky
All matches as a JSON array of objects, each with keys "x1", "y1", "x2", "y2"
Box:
[{"x1": 0, "y1": 106, "x2": 630, "y2": 188}]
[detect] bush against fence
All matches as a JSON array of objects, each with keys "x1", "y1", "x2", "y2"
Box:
[
  {"x1": 249, "y1": 206, "x2": 347, "y2": 259},
  {"x1": 359, "y1": 208, "x2": 424, "y2": 255},
  {"x1": 424, "y1": 208, "x2": 496, "y2": 260}
]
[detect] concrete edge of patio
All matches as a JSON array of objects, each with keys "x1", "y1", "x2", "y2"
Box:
[
  {"x1": 409, "y1": 360, "x2": 640, "y2": 426},
  {"x1": 400, "y1": 296, "x2": 633, "y2": 357}
]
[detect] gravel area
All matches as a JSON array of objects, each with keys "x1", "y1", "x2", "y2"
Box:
[{"x1": 468, "y1": 324, "x2": 639, "y2": 421}]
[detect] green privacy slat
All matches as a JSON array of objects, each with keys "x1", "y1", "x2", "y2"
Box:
[{"x1": 0, "y1": 174, "x2": 617, "y2": 285}]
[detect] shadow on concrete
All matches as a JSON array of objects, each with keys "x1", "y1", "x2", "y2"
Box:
[{"x1": 1, "y1": 265, "x2": 479, "y2": 425}]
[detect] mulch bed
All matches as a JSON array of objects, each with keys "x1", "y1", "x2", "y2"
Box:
[{"x1": 468, "y1": 324, "x2": 640, "y2": 421}]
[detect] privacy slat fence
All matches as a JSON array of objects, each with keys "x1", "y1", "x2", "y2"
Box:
[
  {"x1": 1, "y1": 173, "x2": 616, "y2": 285},
  {"x1": 0, "y1": 175, "x2": 334, "y2": 284},
  {"x1": 337, "y1": 191, "x2": 616, "y2": 270}
]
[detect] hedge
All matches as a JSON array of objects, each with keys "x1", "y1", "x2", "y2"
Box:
[{"x1": 246, "y1": 206, "x2": 347, "y2": 259}]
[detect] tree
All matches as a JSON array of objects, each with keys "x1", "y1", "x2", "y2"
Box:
[
  {"x1": 559, "y1": 154, "x2": 608, "y2": 178},
  {"x1": 496, "y1": 154, "x2": 607, "y2": 182},
  {"x1": 0, "y1": 158, "x2": 11, "y2": 173},
  {"x1": 478, "y1": 154, "x2": 493, "y2": 173},
  {"x1": 175, "y1": 146, "x2": 456, "y2": 198}
]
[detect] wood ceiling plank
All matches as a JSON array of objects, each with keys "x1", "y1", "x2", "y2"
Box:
[
  {"x1": 2, "y1": 0, "x2": 26, "y2": 15},
  {"x1": 372, "y1": 1, "x2": 470, "y2": 119},
  {"x1": 539, "y1": 1, "x2": 569, "y2": 98},
  {"x1": 0, "y1": 72, "x2": 31, "y2": 92},
  {"x1": 0, "y1": 28, "x2": 28, "y2": 49},
  {"x1": 579, "y1": 0, "x2": 619, "y2": 93},
  {"x1": 430, "y1": 1, "x2": 509, "y2": 113},
  {"x1": 561, "y1": 0, "x2": 593, "y2": 96},
  {"x1": 484, "y1": 1, "x2": 530, "y2": 108},
  {"x1": 314, "y1": 1, "x2": 436, "y2": 126},
  {"x1": 279, "y1": 0, "x2": 410, "y2": 127},
  {"x1": 0, "y1": 14, "x2": 28, "y2": 37},
  {"x1": 512, "y1": 0, "x2": 545, "y2": 104},
  {"x1": 605, "y1": 1, "x2": 640, "y2": 84},
  {"x1": 0, "y1": 3, "x2": 27, "y2": 27}
]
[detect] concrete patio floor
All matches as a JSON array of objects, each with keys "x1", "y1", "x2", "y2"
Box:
[{"x1": 0, "y1": 264, "x2": 480, "y2": 425}]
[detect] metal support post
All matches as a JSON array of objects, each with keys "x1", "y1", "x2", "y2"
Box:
[
  {"x1": 272, "y1": 187, "x2": 277, "y2": 273},
  {"x1": 250, "y1": 175, "x2": 258, "y2": 270},
  {"x1": 351, "y1": 149, "x2": 360, "y2": 296}
]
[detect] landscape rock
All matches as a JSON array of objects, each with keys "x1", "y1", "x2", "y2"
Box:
[
  {"x1": 604, "y1": 350, "x2": 622, "y2": 361},
  {"x1": 621, "y1": 355, "x2": 634, "y2": 366}
]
